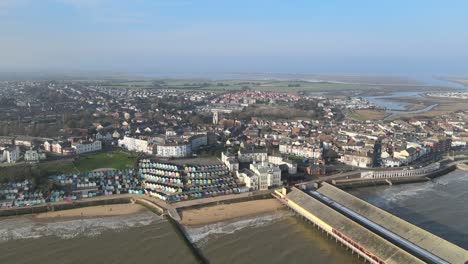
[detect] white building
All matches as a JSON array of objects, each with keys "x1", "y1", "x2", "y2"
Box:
[
  {"x1": 221, "y1": 152, "x2": 239, "y2": 172},
  {"x1": 279, "y1": 144, "x2": 322, "y2": 159},
  {"x1": 157, "y1": 143, "x2": 191, "y2": 158},
  {"x1": 268, "y1": 155, "x2": 297, "y2": 174},
  {"x1": 14, "y1": 139, "x2": 32, "y2": 147},
  {"x1": 238, "y1": 149, "x2": 268, "y2": 163},
  {"x1": 248, "y1": 162, "x2": 282, "y2": 190},
  {"x1": 3, "y1": 147, "x2": 20, "y2": 163},
  {"x1": 381, "y1": 158, "x2": 403, "y2": 168},
  {"x1": 118, "y1": 136, "x2": 152, "y2": 154},
  {"x1": 24, "y1": 150, "x2": 40, "y2": 162},
  {"x1": 96, "y1": 132, "x2": 113, "y2": 141},
  {"x1": 237, "y1": 169, "x2": 259, "y2": 191},
  {"x1": 72, "y1": 140, "x2": 102, "y2": 155}
]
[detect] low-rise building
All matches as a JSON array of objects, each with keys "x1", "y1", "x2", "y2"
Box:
[
  {"x1": 24, "y1": 150, "x2": 40, "y2": 162},
  {"x1": 72, "y1": 140, "x2": 102, "y2": 155},
  {"x1": 279, "y1": 144, "x2": 322, "y2": 159},
  {"x1": 248, "y1": 162, "x2": 282, "y2": 190},
  {"x1": 237, "y1": 168, "x2": 259, "y2": 191},
  {"x1": 340, "y1": 152, "x2": 373, "y2": 168},
  {"x1": 157, "y1": 142, "x2": 191, "y2": 158},
  {"x1": 238, "y1": 149, "x2": 268, "y2": 162},
  {"x1": 3, "y1": 147, "x2": 20, "y2": 163},
  {"x1": 118, "y1": 136, "x2": 152, "y2": 154},
  {"x1": 221, "y1": 152, "x2": 240, "y2": 172},
  {"x1": 96, "y1": 132, "x2": 113, "y2": 141},
  {"x1": 268, "y1": 154, "x2": 297, "y2": 174}
]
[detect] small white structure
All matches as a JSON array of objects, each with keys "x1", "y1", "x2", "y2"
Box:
[{"x1": 24, "y1": 150, "x2": 40, "y2": 162}]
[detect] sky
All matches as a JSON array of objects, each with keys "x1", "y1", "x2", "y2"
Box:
[{"x1": 0, "y1": 0, "x2": 467, "y2": 77}]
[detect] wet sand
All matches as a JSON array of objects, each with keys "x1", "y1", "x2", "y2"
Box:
[
  {"x1": 32, "y1": 203, "x2": 146, "y2": 222},
  {"x1": 179, "y1": 199, "x2": 283, "y2": 226}
]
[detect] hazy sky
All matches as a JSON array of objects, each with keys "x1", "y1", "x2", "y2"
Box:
[{"x1": 1, "y1": 0, "x2": 467, "y2": 76}]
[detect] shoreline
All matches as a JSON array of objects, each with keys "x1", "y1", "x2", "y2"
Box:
[
  {"x1": 178, "y1": 198, "x2": 283, "y2": 227},
  {"x1": 31, "y1": 203, "x2": 147, "y2": 223}
]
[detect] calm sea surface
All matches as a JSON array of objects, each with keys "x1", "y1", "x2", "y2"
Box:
[{"x1": 0, "y1": 170, "x2": 466, "y2": 264}]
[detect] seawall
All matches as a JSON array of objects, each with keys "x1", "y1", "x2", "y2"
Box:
[
  {"x1": 0, "y1": 196, "x2": 134, "y2": 217},
  {"x1": 174, "y1": 191, "x2": 272, "y2": 211},
  {"x1": 331, "y1": 164, "x2": 456, "y2": 189}
]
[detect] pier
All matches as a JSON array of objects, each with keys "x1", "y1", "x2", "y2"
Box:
[{"x1": 273, "y1": 184, "x2": 468, "y2": 264}]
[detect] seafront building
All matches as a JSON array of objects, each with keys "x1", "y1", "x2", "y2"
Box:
[
  {"x1": 236, "y1": 162, "x2": 282, "y2": 191},
  {"x1": 249, "y1": 162, "x2": 282, "y2": 190},
  {"x1": 72, "y1": 140, "x2": 102, "y2": 155},
  {"x1": 118, "y1": 136, "x2": 153, "y2": 154}
]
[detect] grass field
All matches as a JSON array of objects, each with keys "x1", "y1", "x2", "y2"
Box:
[
  {"x1": 73, "y1": 152, "x2": 138, "y2": 171},
  {"x1": 0, "y1": 152, "x2": 138, "y2": 183}
]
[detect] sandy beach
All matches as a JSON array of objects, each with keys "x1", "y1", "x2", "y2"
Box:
[
  {"x1": 32, "y1": 203, "x2": 147, "y2": 222},
  {"x1": 179, "y1": 199, "x2": 284, "y2": 226}
]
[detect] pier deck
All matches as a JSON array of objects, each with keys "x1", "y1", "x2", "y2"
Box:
[
  {"x1": 285, "y1": 188, "x2": 424, "y2": 264},
  {"x1": 317, "y1": 183, "x2": 468, "y2": 264}
]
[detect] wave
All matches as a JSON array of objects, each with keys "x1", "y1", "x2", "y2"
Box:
[
  {"x1": 0, "y1": 211, "x2": 161, "y2": 242},
  {"x1": 376, "y1": 171, "x2": 468, "y2": 205},
  {"x1": 185, "y1": 211, "x2": 290, "y2": 245}
]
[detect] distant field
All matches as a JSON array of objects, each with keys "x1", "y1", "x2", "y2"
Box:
[
  {"x1": 98, "y1": 79, "x2": 386, "y2": 94},
  {"x1": 347, "y1": 109, "x2": 389, "y2": 121},
  {"x1": 98, "y1": 78, "x2": 457, "y2": 95}
]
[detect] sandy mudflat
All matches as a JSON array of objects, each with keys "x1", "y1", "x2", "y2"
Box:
[
  {"x1": 32, "y1": 203, "x2": 146, "y2": 221},
  {"x1": 179, "y1": 199, "x2": 283, "y2": 226}
]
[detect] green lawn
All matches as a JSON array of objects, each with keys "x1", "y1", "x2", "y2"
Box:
[
  {"x1": 0, "y1": 152, "x2": 138, "y2": 183},
  {"x1": 73, "y1": 152, "x2": 138, "y2": 172}
]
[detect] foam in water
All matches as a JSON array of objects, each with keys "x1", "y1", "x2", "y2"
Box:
[
  {"x1": 373, "y1": 171, "x2": 468, "y2": 205},
  {"x1": 185, "y1": 211, "x2": 289, "y2": 245},
  {"x1": 0, "y1": 211, "x2": 161, "y2": 242}
]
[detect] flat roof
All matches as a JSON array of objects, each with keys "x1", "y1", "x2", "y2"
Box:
[
  {"x1": 286, "y1": 188, "x2": 423, "y2": 264},
  {"x1": 317, "y1": 182, "x2": 468, "y2": 264}
]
